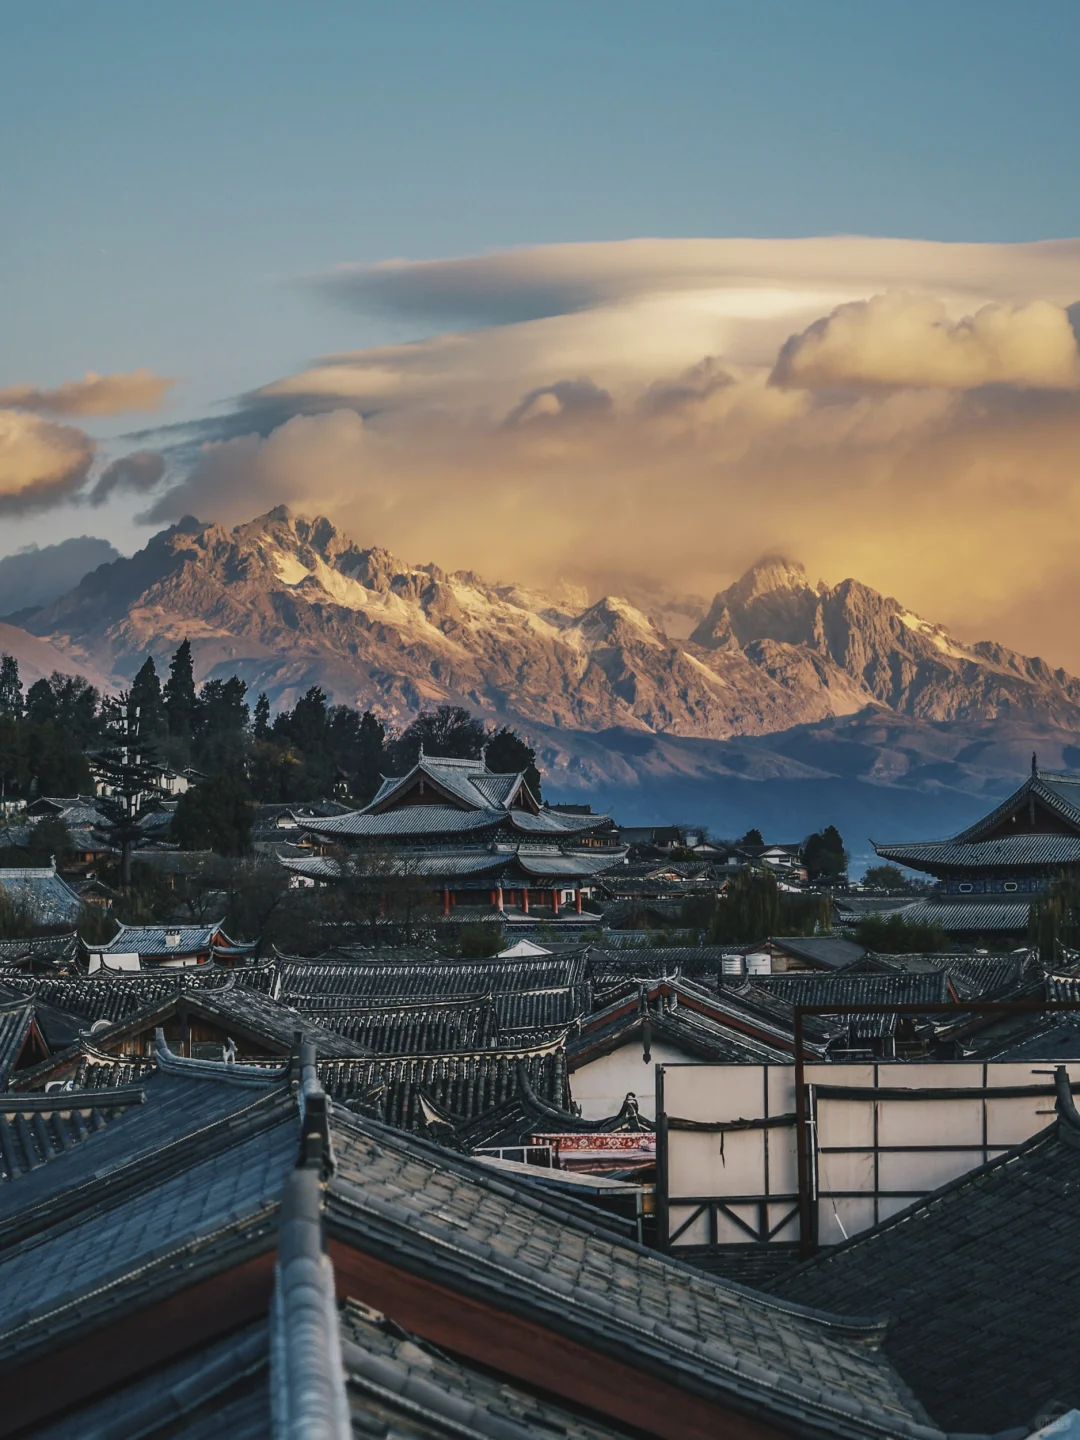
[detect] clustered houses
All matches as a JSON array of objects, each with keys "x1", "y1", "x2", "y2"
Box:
[
  {"x1": 1, "y1": 980, "x2": 1079, "y2": 1437},
  {"x1": 2, "y1": 761, "x2": 1080, "y2": 1432},
  {"x1": 302, "y1": 750, "x2": 626, "y2": 923}
]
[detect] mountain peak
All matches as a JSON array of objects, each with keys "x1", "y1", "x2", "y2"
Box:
[{"x1": 728, "y1": 554, "x2": 812, "y2": 600}]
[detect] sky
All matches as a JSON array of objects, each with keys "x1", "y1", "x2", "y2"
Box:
[{"x1": 4, "y1": 2, "x2": 1080, "y2": 662}]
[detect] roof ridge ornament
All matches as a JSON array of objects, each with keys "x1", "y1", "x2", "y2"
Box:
[{"x1": 1033, "y1": 751, "x2": 1039, "y2": 777}]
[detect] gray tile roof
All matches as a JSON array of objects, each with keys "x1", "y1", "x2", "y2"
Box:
[
  {"x1": 310, "y1": 805, "x2": 503, "y2": 839},
  {"x1": 0, "y1": 868, "x2": 82, "y2": 928},
  {"x1": 0, "y1": 1060, "x2": 297, "y2": 1368},
  {"x1": 770, "y1": 1076, "x2": 1080, "y2": 1433},
  {"x1": 0, "y1": 1066, "x2": 287, "y2": 1213},
  {"x1": 0, "y1": 966, "x2": 236, "y2": 1024},
  {"x1": 0, "y1": 1089, "x2": 144, "y2": 1182},
  {"x1": 295, "y1": 996, "x2": 500, "y2": 1055},
  {"x1": 7, "y1": 981, "x2": 368, "y2": 1089},
  {"x1": 0, "y1": 932, "x2": 77, "y2": 968},
  {"x1": 767, "y1": 935, "x2": 867, "y2": 970},
  {"x1": 98, "y1": 919, "x2": 226, "y2": 954},
  {"x1": 749, "y1": 971, "x2": 951, "y2": 1041},
  {"x1": 273, "y1": 952, "x2": 590, "y2": 1007},
  {"x1": 974, "y1": 1018, "x2": 1080, "y2": 1060},
  {"x1": 0, "y1": 1002, "x2": 35, "y2": 1087},
  {"x1": 856, "y1": 951, "x2": 1033, "y2": 1000},
  {"x1": 325, "y1": 1110, "x2": 941, "y2": 1440},
  {"x1": 338, "y1": 1299, "x2": 632, "y2": 1439},
  {"x1": 875, "y1": 835, "x2": 1080, "y2": 869},
  {"x1": 321, "y1": 1041, "x2": 569, "y2": 1132},
  {"x1": 0, "y1": 1117, "x2": 294, "y2": 1357},
  {"x1": 895, "y1": 898, "x2": 1033, "y2": 933}
]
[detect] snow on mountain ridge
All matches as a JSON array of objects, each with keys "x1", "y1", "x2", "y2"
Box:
[{"x1": 18, "y1": 506, "x2": 1080, "y2": 745}]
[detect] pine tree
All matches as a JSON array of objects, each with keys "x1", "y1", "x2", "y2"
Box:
[
  {"x1": 0, "y1": 656, "x2": 22, "y2": 718},
  {"x1": 353, "y1": 711, "x2": 386, "y2": 801},
  {"x1": 130, "y1": 657, "x2": 167, "y2": 742},
  {"x1": 95, "y1": 692, "x2": 163, "y2": 888},
  {"x1": 253, "y1": 693, "x2": 271, "y2": 740},
  {"x1": 163, "y1": 639, "x2": 196, "y2": 741}
]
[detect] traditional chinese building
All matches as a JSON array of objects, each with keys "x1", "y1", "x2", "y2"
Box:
[
  {"x1": 303, "y1": 750, "x2": 626, "y2": 922},
  {"x1": 872, "y1": 760, "x2": 1080, "y2": 941}
]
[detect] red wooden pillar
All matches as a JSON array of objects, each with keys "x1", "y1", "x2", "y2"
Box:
[
  {"x1": 575, "y1": 888, "x2": 583, "y2": 915},
  {"x1": 442, "y1": 888, "x2": 450, "y2": 917},
  {"x1": 496, "y1": 886, "x2": 504, "y2": 912},
  {"x1": 522, "y1": 889, "x2": 529, "y2": 914},
  {"x1": 551, "y1": 888, "x2": 560, "y2": 917}
]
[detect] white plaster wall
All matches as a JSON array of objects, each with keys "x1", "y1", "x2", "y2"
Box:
[{"x1": 570, "y1": 1037, "x2": 695, "y2": 1121}]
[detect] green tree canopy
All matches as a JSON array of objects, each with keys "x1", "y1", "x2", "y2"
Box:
[
  {"x1": 486, "y1": 727, "x2": 542, "y2": 800},
  {"x1": 386, "y1": 705, "x2": 486, "y2": 772},
  {"x1": 803, "y1": 826, "x2": 848, "y2": 881},
  {"x1": 172, "y1": 774, "x2": 252, "y2": 855},
  {"x1": 709, "y1": 867, "x2": 831, "y2": 945},
  {"x1": 862, "y1": 864, "x2": 916, "y2": 892}
]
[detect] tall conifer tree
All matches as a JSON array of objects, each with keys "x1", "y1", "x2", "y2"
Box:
[
  {"x1": 163, "y1": 639, "x2": 197, "y2": 740},
  {"x1": 0, "y1": 656, "x2": 22, "y2": 718}
]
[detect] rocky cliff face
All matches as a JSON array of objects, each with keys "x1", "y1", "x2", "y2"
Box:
[
  {"x1": 691, "y1": 558, "x2": 1080, "y2": 726},
  {"x1": 20, "y1": 508, "x2": 1080, "y2": 747}
]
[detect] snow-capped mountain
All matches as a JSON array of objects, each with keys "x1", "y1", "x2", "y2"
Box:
[
  {"x1": 17, "y1": 506, "x2": 1080, "y2": 739},
  {"x1": 10, "y1": 506, "x2": 1080, "y2": 838}
]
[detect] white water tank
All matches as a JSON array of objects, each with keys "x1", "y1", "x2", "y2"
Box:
[{"x1": 745, "y1": 951, "x2": 772, "y2": 977}]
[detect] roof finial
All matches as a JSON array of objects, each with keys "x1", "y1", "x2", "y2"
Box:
[
  {"x1": 1032, "y1": 751, "x2": 1038, "y2": 777},
  {"x1": 480, "y1": 741, "x2": 488, "y2": 768},
  {"x1": 418, "y1": 741, "x2": 424, "y2": 762}
]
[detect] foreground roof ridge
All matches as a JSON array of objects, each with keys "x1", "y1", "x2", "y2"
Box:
[{"x1": 271, "y1": 1165, "x2": 351, "y2": 1440}]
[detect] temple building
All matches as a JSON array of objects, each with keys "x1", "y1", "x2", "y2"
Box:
[
  {"x1": 873, "y1": 760, "x2": 1080, "y2": 942},
  {"x1": 302, "y1": 749, "x2": 626, "y2": 923}
]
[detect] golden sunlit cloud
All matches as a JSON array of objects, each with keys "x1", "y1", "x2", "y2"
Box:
[
  {"x1": 127, "y1": 236, "x2": 1080, "y2": 669},
  {"x1": 772, "y1": 293, "x2": 1080, "y2": 391},
  {"x1": 0, "y1": 409, "x2": 96, "y2": 513},
  {"x1": 0, "y1": 368, "x2": 175, "y2": 417}
]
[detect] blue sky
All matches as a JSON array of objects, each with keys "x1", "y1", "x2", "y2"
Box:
[
  {"x1": 4, "y1": 0, "x2": 1079, "y2": 410},
  {"x1": 4, "y1": 2, "x2": 1080, "y2": 667}
]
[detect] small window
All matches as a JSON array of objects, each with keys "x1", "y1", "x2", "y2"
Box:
[
  {"x1": 958, "y1": 882, "x2": 973, "y2": 894},
  {"x1": 1003, "y1": 881, "x2": 1018, "y2": 892}
]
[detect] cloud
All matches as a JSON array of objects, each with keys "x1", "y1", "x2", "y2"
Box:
[
  {"x1": 87, "y1": 449, "x2": 166, "y2": 506},
  {"x1": 504, "y1": 379, "x2": 613, "y2": 427},
  {"x1": 307, "y1": 236, "x2": 1080, "y2": 330},
  {"x1": 0, "y1": 368, "x2": 174, "y2": 417},
  {"x1": 0, "y1": 410, "x2": 95, "y2": 514},
  {"x1": 772, "y1": 292, "x2": 1080, "y2": 391},
  {"x1": 74, "y1": 235, "x2": 1080, "y2": 670},
  {"x1": 143, "y1": 410, "x2": 370, "y2": 525}
]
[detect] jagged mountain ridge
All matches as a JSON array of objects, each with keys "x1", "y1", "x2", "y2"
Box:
[{"x1": 18, "y1": 508, "x2": 1080, "y2": 747}]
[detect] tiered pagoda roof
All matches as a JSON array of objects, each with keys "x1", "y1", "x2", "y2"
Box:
[{"x1": 875, "y1": 766, "x2": 1080, "y2": 878}]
